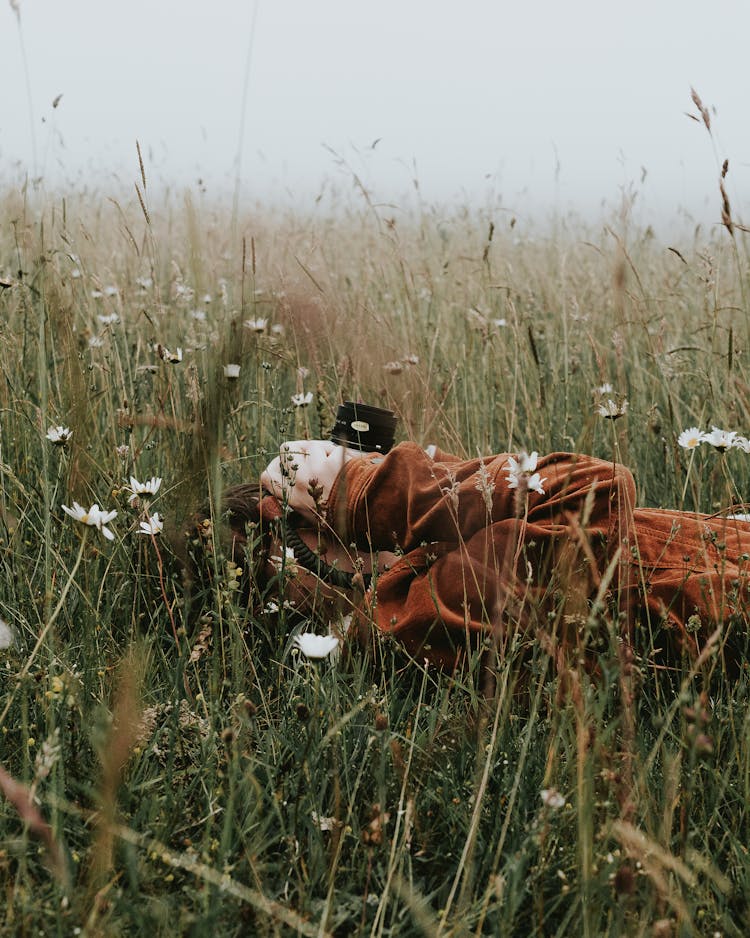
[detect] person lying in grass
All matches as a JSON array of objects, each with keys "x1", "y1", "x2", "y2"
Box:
[{"x1": 206, "y1": 440, "x2": 749, "y2": 672}]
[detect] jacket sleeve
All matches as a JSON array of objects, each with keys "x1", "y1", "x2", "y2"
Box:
[
  {"x1": 327, "y1": 441, "x2": 635, "y2": 555},
  {"x1": 342, "y1": 445, "x2": 638, "y2": 670}
]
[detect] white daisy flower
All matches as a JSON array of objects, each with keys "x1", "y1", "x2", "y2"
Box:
[
  {"x1": 62, "y1": 502, "x2": 117, "y2": 541},
  {"x1": 384, "y1": 361, "x2": 403, "y2": 375},
  {"x1": 291, "y1": 391, "x2": 313, "y2": 407},
  {"x1": 594, "y1": 382, "x2": 614, "y2": 396},
  {"x1": 293, "y1": 633, "x2": 339, "y2": 660},
  {"x1": 244, "y1": 318, "x2": 268, "y2": 333},
  {"x1": 733, "y1": 435, "x2": 750, "y2": 453},
  {"x1": 127, "y1": 476, "x2": 162, "y2": 505},
  {"x1": 506, "y1": 452, "x2": 546, "y2": 496},
  {"x1": 596, "y1": 398, "x2": 629, "y2": 420},
  {"x1": 138, "y1": 513, "x2": 164, "y2": 535},
  {"x1": 677, "y1": 427, "x2": 706, "y2": 449},
  {"x1": 156, "y1": 344, "x2": 183, "y2": 364},
  {"x1": 223, "y1": 363, "x2": 241, "y2": 379},
  {"x1": 525, "y1": 473, "x2": 546, "y2": 496},
  {"x1": 263, "y1": 599, "x2": 296, "y2": 614},
  {"x1": 540, "y1": 788, "x2": 566, "y2": 809},
  {"x1": 270, "y1": 546, "x2": 297, "y2": 574},
  {"x1": 704, "y1": 426, "x2": 736, "y2": 452},
  {"x1": 46, "y1": 425, "x2": 72, "y2": 446},
  {"x1": 104, "y1": 285, "x2": 119, "y2": 297},
  {"x1": 88, "y1": 335, "x2": 104, "y2": 349},
  {"x1": 0, "y1": 618, "x2": 16, "y2": 650},
  {"x1": 506, "y1": 451, "x2": 539, "y2": 475},
  {"x1": 311, "y1": 812, "x2": 339, "y2": 832},
  {"x1": 97, "y1": 313, "x2": 120, "y2": 325}
]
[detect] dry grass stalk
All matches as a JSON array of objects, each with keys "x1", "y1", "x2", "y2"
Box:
[
  {"x1": 113, "y1": 823, "x2": 332, "y2": 937},
  {"x1": 720, "y1": 179, "x2": 734, "y2": 236},
  {"x1": 690, "y1": 87, "x2": 711, "y2": 132},
  {"x1": 189, "y1": 616, "x2": 213, "y2": 663},
  {"x1": 88, "y1": 651, "x2": 144, "y2": 889},
  {"x1": 134, "y1": 182, "x2": 150, "y2": 227},
  {"x1": 609, "y1": 820, "x2": 695, "y2": 923},
  {"x1": 0, "y1": 763, "x2": 68, "y2": 886},
  {"x1": 135, "y1": 139, "x2": 147, "y2": 190}
]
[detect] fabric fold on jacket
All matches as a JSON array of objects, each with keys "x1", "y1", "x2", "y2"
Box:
[{"x1": 327, "y1": 442, "x2": 749, "y2": 669}]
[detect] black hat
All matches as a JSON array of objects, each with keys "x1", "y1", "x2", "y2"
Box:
[{"x1": 330, "y1": 402, "x2": 397, "y2": 453}]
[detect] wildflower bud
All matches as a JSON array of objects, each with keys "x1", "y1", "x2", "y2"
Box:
[
  {"x1": 693, "y1": 733, "x2": 714, "y2": 757},
  {"x1": 244, "y1": 700, "x2": 257, "y2": 718},
  {"x1": 362, "y1": 803, "x2": 389, "y2": 846},
  {"x1": 374, "y1": 712, "x2": 389, "y2": 732},
  {"x1": 296, "y1": 702, "x2": 310, "y2": 722},
  {"x1": 221, "y1": 727, "x2": 235, "y2": 745},
  {"x1": 307, "y1": 478, "x2": 325, "y2": 504}
]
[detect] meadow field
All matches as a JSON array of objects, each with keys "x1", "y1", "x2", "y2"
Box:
[{"x1": 0, "y1": 175, "x2": 748, "y2": 937}]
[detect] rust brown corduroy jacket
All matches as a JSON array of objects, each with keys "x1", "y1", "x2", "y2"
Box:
[{"x1": 326, "y1": 442, "x2": 750, "y2": 669}]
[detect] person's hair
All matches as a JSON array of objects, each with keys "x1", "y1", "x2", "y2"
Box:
[
  {"x1": 187, "y1": 482, "x2": 272, "y2": 610},
  {"x1": 217, "y1": 484, "x2": 364, "y2": 587},
  {"x1": 187, "y1": 482, "x2": 362, "y2": 611},
  {"x1": 219, "y1": 483, "x2": 266, "y2": 547}
]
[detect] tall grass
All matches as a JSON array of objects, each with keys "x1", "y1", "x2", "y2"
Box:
[{"x1": 0, "y1": 181, "x2": 748, "y2": 936}]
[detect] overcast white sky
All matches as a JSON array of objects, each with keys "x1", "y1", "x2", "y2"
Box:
[{"x1": 2, "y1": 0, "x2": 749, "y2": 230}]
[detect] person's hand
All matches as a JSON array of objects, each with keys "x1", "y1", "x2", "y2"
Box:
[{"x1": 261, "y1": 440, "x2": 362, "y2": 521}]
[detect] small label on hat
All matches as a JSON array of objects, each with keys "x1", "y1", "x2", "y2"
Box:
[{"x1": 351, "y1": 420, "x2": 370, "y2": 432}]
